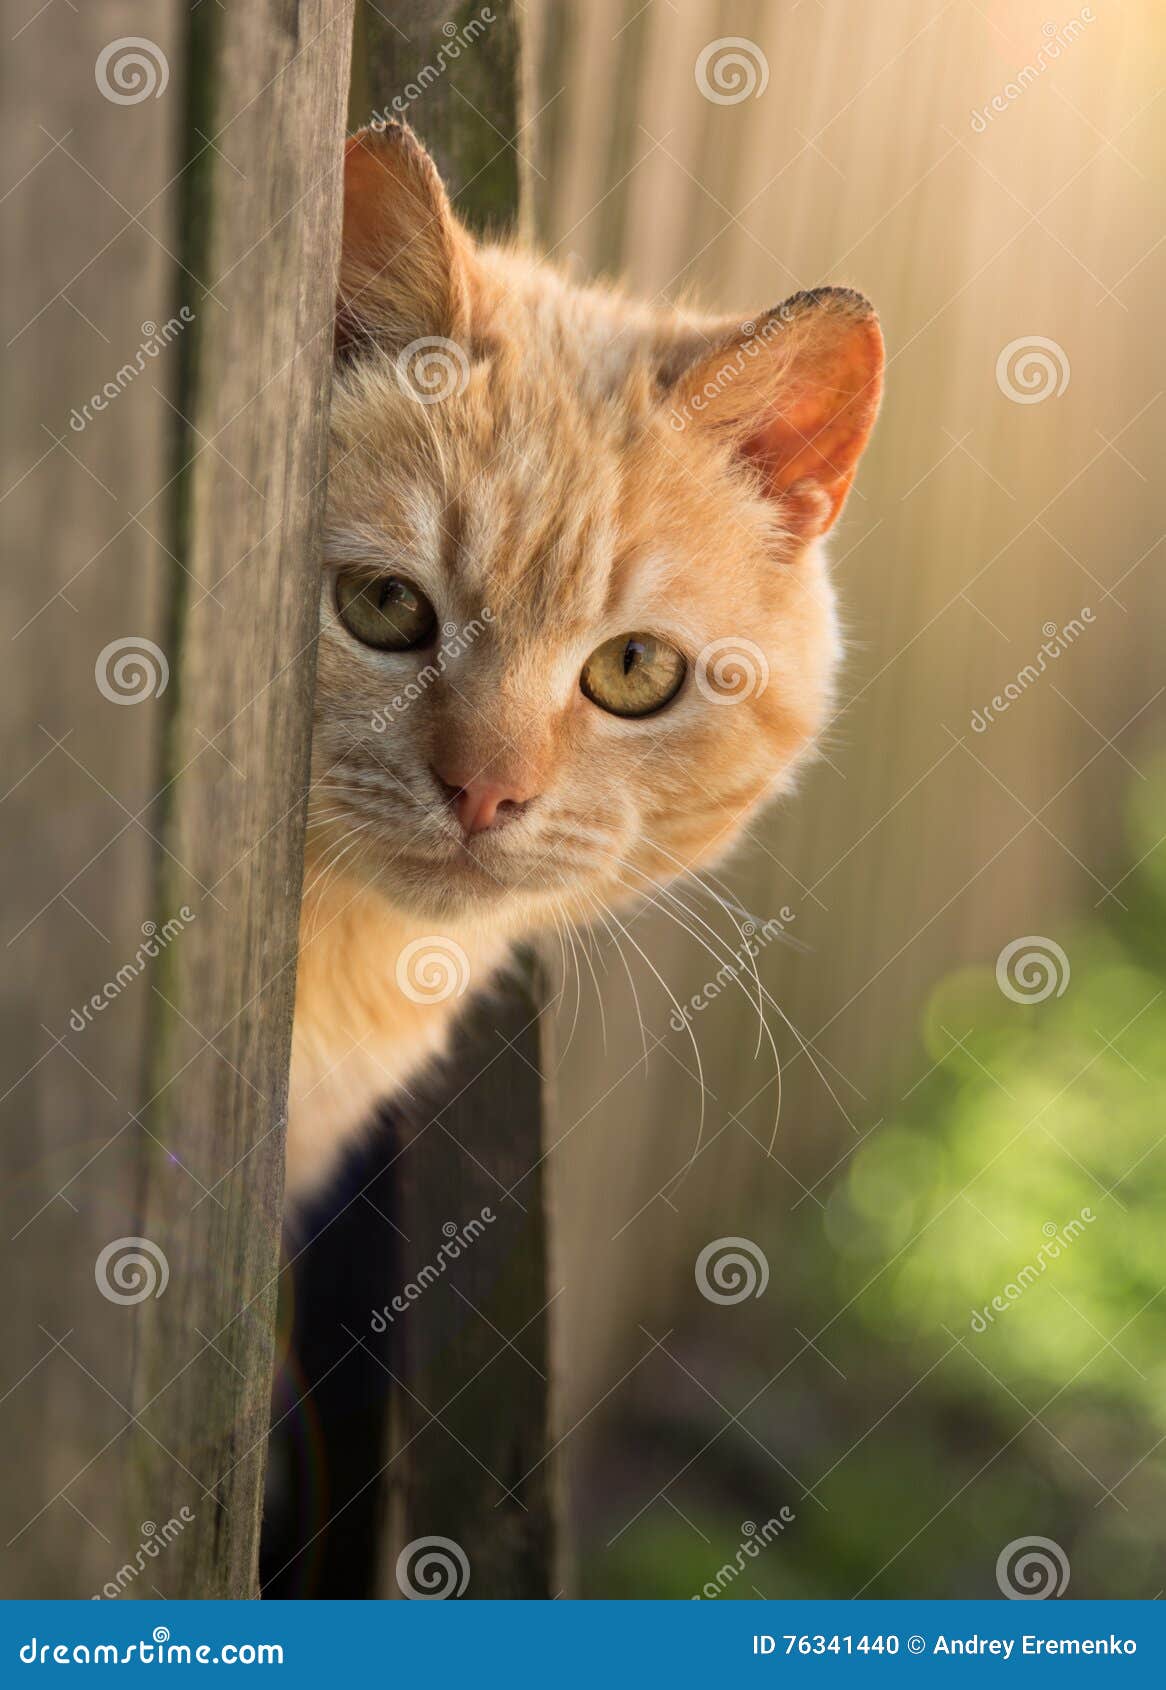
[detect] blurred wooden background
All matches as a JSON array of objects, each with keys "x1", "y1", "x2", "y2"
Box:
[{"x1": 523, "y1": 0, "x2": 1165, "y2": 1555}]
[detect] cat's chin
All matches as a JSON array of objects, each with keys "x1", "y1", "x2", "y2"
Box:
[{"x1": 362, "y1": 849, "x2": 551, "y2": 925}]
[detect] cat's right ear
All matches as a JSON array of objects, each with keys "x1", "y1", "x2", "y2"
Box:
[{"x1": 336, "y1": 123, "x2": 471, "y2": 361}]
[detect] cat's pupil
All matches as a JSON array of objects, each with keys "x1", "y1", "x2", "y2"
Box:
[
  {"x1": 379, "y1": 579, "x2": 406, "y2": 610},
  {"x1": 623, "y1": 639, "x2": 643, "y2": 676}
]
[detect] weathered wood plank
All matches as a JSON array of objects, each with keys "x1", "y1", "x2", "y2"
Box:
[
  {"x1": 380, "y1": 959, "x2": 558, "y2": 1598},
  {"x1": 0, "y1": 0, "x2": 181, "y2": 1600},
  {"x1": 129, "y1": 0, "x2": 356, "y2": 1599},
  {"x1": 350, "y1": 0, "x2": 523, "y2": 236}
]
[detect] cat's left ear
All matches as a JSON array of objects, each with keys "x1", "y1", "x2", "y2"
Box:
[{"x1": 668, "y1": 288, "x2": 883, "y2": 542}]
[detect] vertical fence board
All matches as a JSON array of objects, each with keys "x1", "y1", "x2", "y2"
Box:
[
  {"x1": 350, "y1": 0, "x2": 522, "y2": 230},
  {"x1": 381, "y1": 962, "x2": 557, "y2": 1597},
  {"x1": 130, "y1": 0, "x2": 355, "y2": 1599},
  {"x1": 0, "y1": 0, "x2": 181, "y2": 1600}
]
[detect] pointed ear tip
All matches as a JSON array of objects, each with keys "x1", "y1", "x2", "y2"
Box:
[
  {"x1": 777, "y1": 287, "x2": 878, "y2": 326},
  {"x1": 345, "y1": 119, "x2": 430, "y2": 167},
  {"x1": 779, "y1": 286, "x2": 884, "y2": 371}
]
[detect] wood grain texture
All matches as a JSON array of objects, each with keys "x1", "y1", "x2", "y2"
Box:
[
  {"x1": 379, "y1": 962, "x2": 559, "y2": 1598},
  {"x1": 130, "y1": 0, "x2": 355, "y2": 1599},
  {"x1": 350, "y1": 0, "x2": 522, "y2": 236},
  {"x1": 0, "y1": 0, "x2": 181, "y2": 1600}
]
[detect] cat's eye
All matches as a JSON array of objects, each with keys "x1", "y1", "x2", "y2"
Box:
[
  {"x1": 580, "y1": 633, "x2": 686, "y2": 718},
  {"x1": 335, "y1": 570, "x2": 437, "y2": 651}
]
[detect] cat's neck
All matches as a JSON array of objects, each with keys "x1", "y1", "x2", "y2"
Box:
[{"x1": 286, "y1": 863, "x2": 513, "y2": 1201}]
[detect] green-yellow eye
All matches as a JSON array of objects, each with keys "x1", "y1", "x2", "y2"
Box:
[
  {"x1": 335, "y1": 571, "x2": 437, "y2": 651},
  {"x1": 580, "y1": 633, "x2": 686, "y2": 719}
]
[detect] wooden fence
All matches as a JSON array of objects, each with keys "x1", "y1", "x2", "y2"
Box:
[{"x1": 2, "y1": 0, "x2": 554, "y2": 1600}]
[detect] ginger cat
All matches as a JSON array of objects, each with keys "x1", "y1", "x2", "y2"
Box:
[{"x1": 286, "y1": 123, "x2": 883, "y2": 1202}]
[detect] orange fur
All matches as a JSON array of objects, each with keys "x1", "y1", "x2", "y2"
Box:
[{"x1": 287, "y1": 123, "x2": 883, "y2": 1201}]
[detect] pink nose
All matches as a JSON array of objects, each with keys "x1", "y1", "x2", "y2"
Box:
[{"x1": 432, "y1": 767, "x2": 537, "y2": 836}]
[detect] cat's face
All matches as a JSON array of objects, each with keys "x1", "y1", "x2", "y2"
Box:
[{"x1": 308, "y1": 126, "x2": 883, "y2": 928}]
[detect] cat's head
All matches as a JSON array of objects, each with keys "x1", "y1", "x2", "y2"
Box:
[{"x1": 310, "y1": 123, "x2": 883, "y2": 928}]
